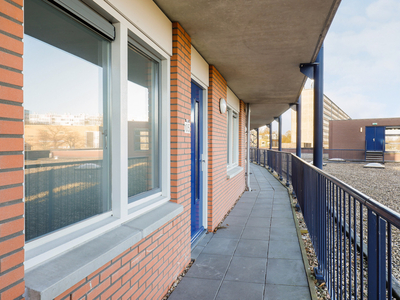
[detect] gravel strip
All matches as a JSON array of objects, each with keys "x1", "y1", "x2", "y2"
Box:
[{"x1": 324, "y1": 162, "x2": 400, "y2": 293}]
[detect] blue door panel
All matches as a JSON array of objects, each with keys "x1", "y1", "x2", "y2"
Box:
[
  {"x1": 366, "y1": 126, "x2": 385, "y2": 151},
  {"x1": 375, "y1": 126, "x2": 385, "y2": 151},
  {"x1": 191, "y1": 81, "x2": 204, "y2": 242}
]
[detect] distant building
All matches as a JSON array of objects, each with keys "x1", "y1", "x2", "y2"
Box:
[
  {"x1": 291, "y1": 88, "x2": 350, "y2": 148},
  {"x1": 330, "y1": 118, "x2": 400, "y2": 162}
]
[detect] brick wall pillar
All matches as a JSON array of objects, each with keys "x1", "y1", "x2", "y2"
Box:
[
  {"x1": 207, "y1": 66, "x2": 228, "y2": 231},
  {"x1": 207, "y1": 66, "x2": 246, "y2": 231},
  {"x1": 0, "y1": 0, "x2": 25, "y2": 299},
  {"x1": 170, "y1": 22, "x2": 191, "y2": 208}
]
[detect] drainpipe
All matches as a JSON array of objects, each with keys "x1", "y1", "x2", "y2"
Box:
[
  {"x1": 278, "y1": 115, "x2": 282, "y2": 152},
  {"x1": 313, "y1": 45, "x2": 324, "y2": 169},
  {"x1": 246, "y1": 103, "x2": 251, "y2": 191},
  {"x1": 296, "y1": 96, "x2": 302, "y2": 158}
]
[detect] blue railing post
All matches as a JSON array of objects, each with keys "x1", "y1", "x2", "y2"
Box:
[
  {"x1": 286, "y1": 153, "x2": 290, "y2": 186},
  {"x1": 278, "y1": 115, "x2": 282, "y2": 152},
  {"x1": 269, "y1": 124, "x2": 272, "y2": 150},
  {"x1": 296, "y1": 96, "x2": 302, "y2": 158},
  {"x1": 313, "y1": 45, "x2": 324, "y2": 169},
  {"x1": 256, "y1": 128, "x2": 260, "y2": 164},
  {"x1": 367, "y1": 210, "x2": 387, "y2": 300},
  {"x1": 264, "y1": 149, "x2": 266, "y2": 167}
]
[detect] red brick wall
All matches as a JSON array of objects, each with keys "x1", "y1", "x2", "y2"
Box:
[
  {"x1": 55, "y1": 217, "x2": 189, "y2": 300},
  {"x1": 207, "y1": 66, "x2": 246, "y2": 231},
  {"x1": 330, "y1": 118, "x2": 400, "y2": 150},
  {"x1": 0, "y1": 0, "x2": 25, "y2": 299},
  {"x1": 52, "y1": 22, "x2": 192, "y2": 300}
]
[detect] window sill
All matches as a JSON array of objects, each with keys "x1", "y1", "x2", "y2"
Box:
[
  {"x1": 227, "y1": 166, "x2": 243, "y2": 179},
  {"x1": 25, "y1": 201, "x2": 183, "y2": 300}
]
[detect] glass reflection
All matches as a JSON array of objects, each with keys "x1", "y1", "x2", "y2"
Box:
[
  {"x1": 24, "y1": 0, "x2": 110, "y2": 241},
  {"x1": 127, "y1": 46, "x2": 160, "y2": 201}
]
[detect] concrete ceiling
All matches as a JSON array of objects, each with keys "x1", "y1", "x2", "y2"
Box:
[{"x1": 154, "y1": 0, "x2": 341, "y2": 129}]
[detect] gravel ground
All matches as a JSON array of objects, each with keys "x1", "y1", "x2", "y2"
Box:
[
  {"x1": 324, "y1": 161, "x2": 400, "y2": 296},
  {"x1": 324, "y1": 162, "x2": 400, "y2": 215}
]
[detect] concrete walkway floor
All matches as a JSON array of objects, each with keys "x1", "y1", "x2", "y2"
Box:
[{"x1": 169, "y1": 164, "x2": 312, "y2": 300}]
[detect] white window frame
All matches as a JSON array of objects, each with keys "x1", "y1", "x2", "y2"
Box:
[
  {"x1": 24, "y1": 2, "x2": 172, "y2": 271},
  {"x1": 227, "y1": 105, "x2": 239, "y2": 170}
]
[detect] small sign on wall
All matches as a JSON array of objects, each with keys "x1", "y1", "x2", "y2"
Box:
[{"x1": 184, "y1": 119, "x2": 191, "y2": 134}]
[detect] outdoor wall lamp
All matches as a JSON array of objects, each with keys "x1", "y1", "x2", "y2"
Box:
[{"x1": 219, "y1": 98, "x2": 227, "y2": 114}]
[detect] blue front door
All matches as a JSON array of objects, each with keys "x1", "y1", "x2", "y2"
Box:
[
  {"x1": 366, "y1": 126, "x2": 385, "y2": 151},
  {"x1": 191, "y1": 81, "x2": 204, "y2": 242}
]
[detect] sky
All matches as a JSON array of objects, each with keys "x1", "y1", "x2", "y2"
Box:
[{"x1": 277, "y1": 0, "x2": 400, "y2": 134}]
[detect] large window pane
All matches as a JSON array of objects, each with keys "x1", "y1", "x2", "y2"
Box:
[
  {"x1": 24, "y1": 0, "x2": 111, "y2": 241},
  {"x1": 127, "y1": 46, "x2": 160, "y2": 201}
]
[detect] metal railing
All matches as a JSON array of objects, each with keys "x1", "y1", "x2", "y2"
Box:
[{"x1": 250, "y1": 147, "x2": 400, "y2": 299}]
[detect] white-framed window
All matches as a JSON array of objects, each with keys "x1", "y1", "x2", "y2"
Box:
[
  {"x1": 24, "y1": 0, "x2": 172, "y2": 271},
  {"x1": 227, "y1": 106, "x2": 239, "y2": 168},
  {"x1": 24, "y1": 0, "x2": 112, "y2": 243}
]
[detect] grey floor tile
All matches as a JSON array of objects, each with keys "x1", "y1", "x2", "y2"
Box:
[
  {"x1": 222, "y1": 216, "x2": 248, "y2": 227},
  {"x1": 224, "y1": 256, "x2": 267, "y2": 284},
  {"x1": 249, "y1": 210, "x2": 271, "y2": 218},
  {"x1": 202, "y1": 237, "x2": 239, "y2": 256},
  {"x1": 266, "y1": 259, "x2": 308, "y2": 286},
  {"x1": 234, "y1": 239, "x2": 268, "y2": 258},
  {"x1": 264, "y1": 284, "x2": 311, "y2": 300},
  {"x1": 168, "y1": 277, "x2": 220, "y2": 300},
  {"x1": 191, "y1": 245, "x2": 204, "y2": 260},
  {"x1": 269, "y1": 227, "x2": 298, "y2": 241},
  {"x1": 213, "y1": 225, "x2": 243, "y2": 239},
  {"x1": 255, "y1": 198, "x2": 274, "y2": 205},
  {"x1": 252, "y1": 203, "x2": 273, "y2": 210},
  {"x1": 246, "y1": 217, "x2": 271, "y2": 228},
  {"x1": 216, "y1": 281, "x2": 264, "y2": 300},
  {"x1": 196, "y1": 232, "x2": 213, "y2": 247},
  {"x1": 235, "y1": 202, "x2": 255, "y2": 209},
  {"x1": 239, "y1": 197, "x2": 257, "y2": 204},
  {"x1": 271, "y1": 210, "x2": 293, "y2": 219},
  {"x1": 271, "y1": 217, "x2": 294, "y2": 227},
  {"x1": 271, "y1": 203, "x2": 291, "y2": 210},
  {"x1": 241, "y1": 226, "x2": 270, "y2": 240},
  {"x1": 229, "y1": 208, "x2": 252, "y2": 217},
  {"x1": 186, "y1": 253, "x2": 231, "y2": 280},
  {"x1": 268, "y1": 240, "x2": 302, "y2": 260}
]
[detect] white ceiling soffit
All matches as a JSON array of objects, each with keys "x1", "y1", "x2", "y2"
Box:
[{"x1": 154, "y1": 0, "x2": 341, "y2": 129}]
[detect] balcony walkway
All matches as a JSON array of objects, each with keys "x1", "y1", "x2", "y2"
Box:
[{"x1": 169, "y1": 164, "x2": 312, "y2": 300}]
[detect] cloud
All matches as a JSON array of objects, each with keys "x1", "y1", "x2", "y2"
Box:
[{"x1": 324, "y1": 0, "x2": 400, "y2": 120}]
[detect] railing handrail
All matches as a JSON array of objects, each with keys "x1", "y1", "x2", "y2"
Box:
[
  {"x1": 290, "y1": 154, "x2": 400, "y2": 229},
  {"x1": 252, "y1": 147, "x2": 400, "y2": 229}
]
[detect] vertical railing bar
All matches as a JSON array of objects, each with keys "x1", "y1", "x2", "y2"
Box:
[
  {"x1": 336, "y1": 185, "x2": 339, "y2": 299},
  {"x1": 388, "y1": 223, "x2": 392, "y2": 300},
  {"x1": 339, "y1": 188, "x2": 343, "y2": 300},
  {"x1": 378, "y1": 218, "x2": 386, "y2": 300},
  {"x1": 349, "y1": 194, "x2": 352, "y2": 299},
  {"x1": 344, "y1": 191, "x2": 347, "y2": 300},
  {"x1": 328, "y1": 180, "x2": 331, "y2": 295},
  {"x1": 360, "y1": 204, "x2": 364, "y2": 300},
  {"x1": 330, "y1": 180, "x2": 334, "y2": 298},
  {"x1": 353, "y1": 197, "x2": 357, "y2": 300}
]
